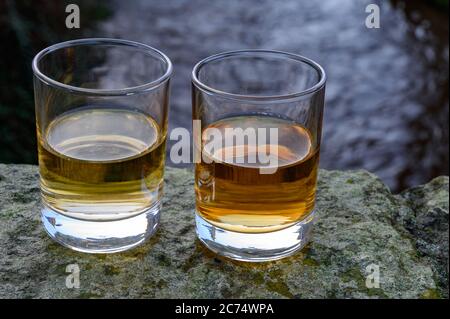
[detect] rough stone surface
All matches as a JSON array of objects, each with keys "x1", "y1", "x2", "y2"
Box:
[{"x1": 0, "y1": 164, "x2": 448, "y2": 299}]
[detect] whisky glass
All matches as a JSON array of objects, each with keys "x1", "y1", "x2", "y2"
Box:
[
  {"x1": 192, "y1": 50, "x2": 326, "y2": 261},
  {"x1": 32, "y1": 38, "x2": 172, "y2": 253}
]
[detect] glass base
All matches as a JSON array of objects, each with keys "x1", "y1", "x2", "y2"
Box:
[
  {"x1": 41, "y1": 202, "x2": 161, "y2": 253},
  {"x1": 195, "y1": 210, "x2": 314, "y2": 262}
]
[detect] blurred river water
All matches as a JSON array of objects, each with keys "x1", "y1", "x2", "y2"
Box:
[
  {"x1": 97, "y1": 0, "x2": 448, "y2": 191},
  {"x1": 1, "y1": 0, "x2": 448, "y2": 192}
]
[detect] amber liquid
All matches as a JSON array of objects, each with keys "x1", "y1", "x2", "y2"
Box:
[
  {"x1": 195, "y1": 115, "x2": 319, "y2": 233},
  {"x1": 38, "y1": 107, "x2": 166, "y2": 220}
]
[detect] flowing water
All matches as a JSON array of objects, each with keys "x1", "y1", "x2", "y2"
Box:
[{"x1": 97, "y1": 0, "x2": 448, "y2": 191}]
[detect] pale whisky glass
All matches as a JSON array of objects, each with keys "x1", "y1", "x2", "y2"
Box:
[{"x1": 32, "y1": 38, "x2": 172, "y2": 253}]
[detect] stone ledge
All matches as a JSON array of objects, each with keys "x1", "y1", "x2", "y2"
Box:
[{"x1": 0, "y1": 164, "x2": 448, "y2": 298}]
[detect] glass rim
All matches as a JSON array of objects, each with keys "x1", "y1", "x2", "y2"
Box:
[
  {"x1": 192, "y1": 49, "x2": 327, "y2": 102},
  {"x1": 32, "y1": 38, "x2": 173, "y2": 96}
]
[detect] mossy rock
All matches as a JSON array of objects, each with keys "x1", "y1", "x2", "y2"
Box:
[{"x1": 0, "y1": 164, "x2": 448, "y2": 298}]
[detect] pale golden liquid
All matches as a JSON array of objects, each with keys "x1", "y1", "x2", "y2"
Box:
[
  {"x1": 195, "y1": 116, "x2": 319, "y2": 233},
  {"x1": 38, "y1": 107, "x2": 166, "y2": 220}
]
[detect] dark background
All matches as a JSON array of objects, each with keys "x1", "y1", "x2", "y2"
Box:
[{"x1": 0, "y1": 0, "x2": 448, "y2": 192}]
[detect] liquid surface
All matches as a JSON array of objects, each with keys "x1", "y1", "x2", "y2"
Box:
[
  {"x1": 196, "y1": 116, "x2": 319, "y2": 233},
  {"x1": 46, "y1": 109, "x2": 158, "y2": 161},
  {"x1": 203, "y1": 116, "x2": 312, "y2": 169},
  {"x1": 39, "y1": 108, "x2": 166, "y2": 220}
]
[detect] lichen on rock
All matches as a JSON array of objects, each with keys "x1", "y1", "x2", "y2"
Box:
[{"x1": 0, "y1": 164, "x2": 448, "y2": 298}]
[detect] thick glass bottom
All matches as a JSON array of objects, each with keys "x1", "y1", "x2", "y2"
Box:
[
  {"x1": 195, "y1": 210, "x2": 314, "y2": 262},
  {"x1": 41, "y1": 202, "x2": 160, "y2": 253}
]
